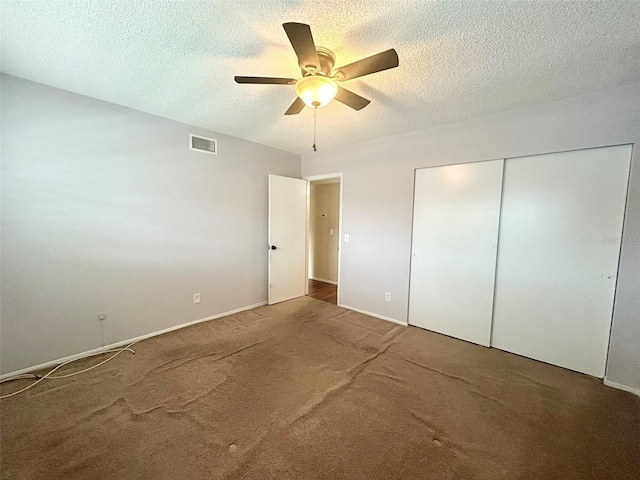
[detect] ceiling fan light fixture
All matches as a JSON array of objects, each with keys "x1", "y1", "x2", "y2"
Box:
[{"x1": 295, "y1": 75, "x2": 338, "y2": 108}]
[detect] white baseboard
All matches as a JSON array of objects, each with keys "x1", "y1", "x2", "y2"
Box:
[
  {"x1": 0, "y1": 301, "x2": 267, "y2": 381},
  {"x1": 338, "y1": 304, "x2": 408, "y2": 327},
  {"x1": 310, "y1": 277, "x2": 338, "y2": 285},
  {"x1": 603, "y1": 377, "x2": 640, "y2": 397}
]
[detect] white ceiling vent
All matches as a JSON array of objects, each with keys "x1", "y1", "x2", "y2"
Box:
[{"x1": 189, "y1": 134, "x2": 217, "y2": 155}]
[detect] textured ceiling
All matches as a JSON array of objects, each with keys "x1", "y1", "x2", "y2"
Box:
[{"x1": 2, "y1": 1, "x2": 640, "y2": 154}]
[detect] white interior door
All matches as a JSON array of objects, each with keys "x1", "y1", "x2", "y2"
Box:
[
  {"x1": 268, "y1": 175, "x2": 307, "y2": 305},
  {"x1": 492, "y1": 145, "x2": 631, "y2": 377},
  {"x1": 409, "y1": 160, "x2": 504, "y2": 346}
]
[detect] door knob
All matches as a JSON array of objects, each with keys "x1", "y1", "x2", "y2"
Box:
[
  {"x1": 601, "y1": 273, "x2": 612, "y2": 279},
  {"x1": 270, "y1": 245, "x2": 277, "y2": 250}
]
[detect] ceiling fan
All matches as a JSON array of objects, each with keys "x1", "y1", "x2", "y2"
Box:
[{"x1": 234, "y1": 22, "x2": 399, "y2": 115}]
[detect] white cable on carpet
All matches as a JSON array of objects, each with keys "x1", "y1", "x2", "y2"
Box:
[{"x1": 0, "y1": 341, "x2": 140, "y2": 399}]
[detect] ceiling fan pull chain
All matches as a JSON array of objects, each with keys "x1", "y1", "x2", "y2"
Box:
[{"x1": 313, "y1": 106, "x2": 317, "y2": 152}]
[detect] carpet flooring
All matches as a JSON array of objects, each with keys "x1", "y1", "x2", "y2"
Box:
[{"x1": 1, "y1": 296, "x2": 639, "y2": 479}]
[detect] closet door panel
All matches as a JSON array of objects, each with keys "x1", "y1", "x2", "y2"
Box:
[
  {"x1": 409, "y1": 160, "x2": 504, "y2": 346},
  {"x1": 492, "y1": 145, "x2": 631, "y2": 377}
]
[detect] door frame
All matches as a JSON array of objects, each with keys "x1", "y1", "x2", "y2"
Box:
[{"x1": 303, "y1": 173, "x2": 344, "y2": 305}]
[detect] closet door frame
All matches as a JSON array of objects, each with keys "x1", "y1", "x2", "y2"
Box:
[{"x1": 407, "y1": 144, "x2": 632, "y2": 378}]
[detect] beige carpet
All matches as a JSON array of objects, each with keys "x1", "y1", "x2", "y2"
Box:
[{"x1": 1, "y1": 296, "x2": 639, "y2": 479}]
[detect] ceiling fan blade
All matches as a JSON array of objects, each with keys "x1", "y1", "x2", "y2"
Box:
[
  {"x1": 283, "y1": 22, "x2": 320, "y2": 71},
  {"x1": 335, "y1": 87, "x2": 370, "y2": 111},
  {"x1": 334, "y1": 49, "x2": 399, "y2": 81},
  {"x1": 285, "y1": 97, "x2": 306, "y2": 115},
  {"x1": 235, "y1": 76, "x2": 296, "y2": 85}
]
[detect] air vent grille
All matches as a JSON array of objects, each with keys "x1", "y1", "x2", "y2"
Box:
[{"x1": 189, "y1": 134, "x2": 217, "y2": 155}]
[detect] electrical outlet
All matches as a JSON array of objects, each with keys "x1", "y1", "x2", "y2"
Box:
[
  {"x1": 193, "y1": 293, "x2": 201, "y2": 304},
  {"x1": 385, "y1": 292, "x2": 392, "y2": 302},
  {"x1": 97, "y1": 313, "x2": 106, "y2": 321}
]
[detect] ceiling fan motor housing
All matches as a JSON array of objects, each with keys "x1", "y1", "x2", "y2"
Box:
[{"x1": 302, "y1": 46, "x2": 336, "y2": 77}]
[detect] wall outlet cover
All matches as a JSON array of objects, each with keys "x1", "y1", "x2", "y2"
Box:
[{"x1": 193, "y1": 293, "x2": 201, "y2": 304}]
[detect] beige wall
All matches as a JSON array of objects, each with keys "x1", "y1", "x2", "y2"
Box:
[{"x1": 309, "y1": 183, "x2": 340, "y2": 283}]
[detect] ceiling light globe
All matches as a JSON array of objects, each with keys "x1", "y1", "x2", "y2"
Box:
[{"x1": 295, "y1": 75, "x2": 338, "y2": 108}]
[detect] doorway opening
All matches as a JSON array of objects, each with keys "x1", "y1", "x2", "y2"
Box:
[{"x1": 305, "y1": 175, "x2": 342, "y2": 305}]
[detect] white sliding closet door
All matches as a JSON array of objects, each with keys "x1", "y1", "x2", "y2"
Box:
[
  {"x1": 409, "y1": 160, "x2": 504, "y2": 346},
  {"x1": 492, "y1": 145, "x2": 631, "y2": 377}
]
